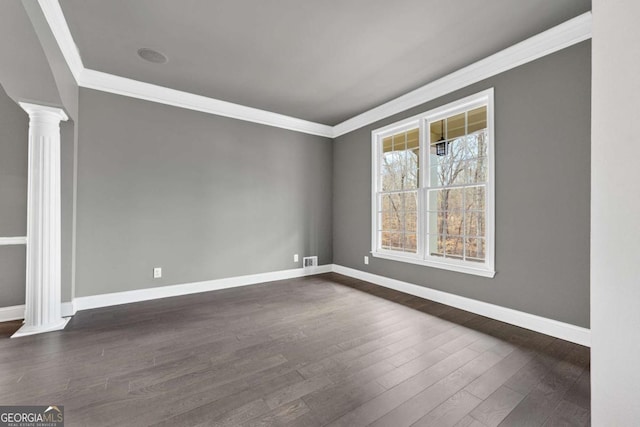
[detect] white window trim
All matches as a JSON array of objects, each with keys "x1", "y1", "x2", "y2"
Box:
[{"x1": 371, "y1": 88, "x2": 495, "y2": 278}]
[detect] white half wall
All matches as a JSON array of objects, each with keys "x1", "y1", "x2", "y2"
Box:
[{"x1": 591, "y1": 0, "x2": 640, "y2": 424}]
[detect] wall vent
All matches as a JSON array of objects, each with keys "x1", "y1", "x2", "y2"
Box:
[{"x1": 303, "y1": 256, "x2": 318, "y2": 268}]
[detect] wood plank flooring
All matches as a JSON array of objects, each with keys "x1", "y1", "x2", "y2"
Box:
[{"x1": 0, "y1": 273, "x2": 590, "y2": 426}]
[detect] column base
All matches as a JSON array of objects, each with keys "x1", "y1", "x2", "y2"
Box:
[{"x1": 11, "y1": 317, "x2": 70, "y2": 338}]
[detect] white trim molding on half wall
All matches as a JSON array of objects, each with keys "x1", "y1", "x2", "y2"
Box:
[
  {"x1": 0, "y1": 236, "x2": 27, "y2": 245},
  {"x1": 331, "y1": 265, "x2": 591, "y2": 347}
]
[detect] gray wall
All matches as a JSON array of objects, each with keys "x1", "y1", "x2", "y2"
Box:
[
  {"x1": 60, "y1": 121, "x2": 75, "y2": 303},
  {"x1": 0, "y1": 84, "x2": 28, "y2": 307},
  {"x1": 0, "y1": 85, "x2": 28, "y2": 238},
  {"x1": 21, "y1": 0, "x2": 79, "y2": 121},
  {"x1": 591, "y1": 0, "x2": 640, "y2": 423},
  {"x1": 333, "y1": 41, "x2": 591, "y2": 328},
  {"x1": 75, "y1": 88, "x2": 332, "y2": 297},
  {"x1": 0, "y1": 1, "x2": 62, "y2": 109}
]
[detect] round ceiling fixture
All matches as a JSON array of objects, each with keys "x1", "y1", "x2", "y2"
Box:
[{"x1": 137, "y1": 48, "x2": 168, "y2": 64}]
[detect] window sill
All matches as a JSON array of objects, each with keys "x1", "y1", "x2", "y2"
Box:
[{"x1": 370, "y1": 251, "x2": 496, "y2": 278}]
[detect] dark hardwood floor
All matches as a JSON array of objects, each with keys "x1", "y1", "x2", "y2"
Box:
[
  {"x1": 0, "y1": 273, "x2": 590, "y2": 426},
  {"x1": 0, "y1": 319, "x2": 21, "y2": 338}
]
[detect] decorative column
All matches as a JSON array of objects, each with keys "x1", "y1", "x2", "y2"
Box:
[{"x1": 12, "y1": 103, "x2": 69, "y2": 338}]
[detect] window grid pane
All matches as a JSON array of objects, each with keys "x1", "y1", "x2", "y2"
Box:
[
  {"x1": 377, "y1": 125, "x2": 419, "y2": 254},
  {"x1": 426, "y1": 106, "x2": 487, "y2": 263},
  {"x1": 381, "y1": 128, "x2": 420, "y2": 192},
  {"x1": 426, "y1": 184, "x2": 486, "y2": 261}
]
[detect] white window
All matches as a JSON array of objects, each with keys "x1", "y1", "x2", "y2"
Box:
[{"x1": 371, "y1": 89, "x2": 495, "y2": 277}]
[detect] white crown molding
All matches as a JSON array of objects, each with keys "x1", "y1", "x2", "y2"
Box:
[
  {"x1": 72, "y1": 264, "x2": 332, "y2": 312},
  {"x1": 332, "y1": 265, "x2": 591, "y2": 347},
  {"x1": 36, "y1": 0, "x2": 333, "y2": 138},
  {"x1": 78, "y1": 69, "x2": 334, "y2": 138},
  {"x1": 333, "y1": 12, "x2": 593, "y2": 137},
  {"x1": 0, "y1": 236, "x2": 27, "y2": 245},
  {"x1": 36, "y1": 0, "x2": 83, "y2": 82},
  {"x1": 37, "y1": 1, "x2": 591, "y2": 139}
]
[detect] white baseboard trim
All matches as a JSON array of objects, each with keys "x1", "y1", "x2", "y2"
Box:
[
  {"x1": 61, "y1": 302, "x2": 75, "y2": 318},
  {"x1": 2, "y1": 264, "x2": 589, "y2": 347},
  {"x1": 1, "y1": 266, "x2": 331, "y2": 320},
  {"x1": 0, "y1": 303, "x2": 75, "y2": 322},
  {"x1": 72, "y1": 265, "x2": 333, "y2": 313},
  {"x1": 0, "y1": 305, "x2": 25, "y2": 322},
  {"x1": 331, "y1": 264, "x2": 591, "y2": 347}
]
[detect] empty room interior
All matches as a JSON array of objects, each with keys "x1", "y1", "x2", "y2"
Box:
[{"x1": 0, "y1": 0, "x2": 638, "y2": 426}]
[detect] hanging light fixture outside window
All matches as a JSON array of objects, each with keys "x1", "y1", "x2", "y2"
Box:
[{"x1": 435, "y1": 119, "x2": 448, "y2": 156}]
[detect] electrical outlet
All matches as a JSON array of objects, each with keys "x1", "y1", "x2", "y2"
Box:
[
  {"x1": 364, "y1": 256, "x2": 369, "y2": 265},
  {"x1": 294, "y1": 254, "x2": 299, "y2": 262},
  {"x1": 153, "y1": 267, "x2": 162, "y2": 279}
]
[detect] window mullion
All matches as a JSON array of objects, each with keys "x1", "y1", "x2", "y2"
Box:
[
  {"x1": 463, "y1": 110, "x2": 468, "y2": 261},
  {"x1": 402, "y1": 131, "x2": 406, "y2": 252},
  {"x1": 418, "y1": 119, "x2": 425, "y2": 260}
]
